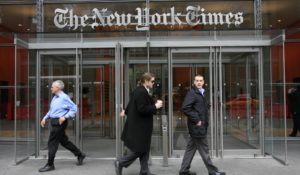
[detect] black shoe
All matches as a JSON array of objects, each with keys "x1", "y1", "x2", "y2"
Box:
[
  {"x1": 209, "y1": 172, "x2": 226, "y2": 175},
  {"x1": 289, "y1": 133, "x2": 296, "y2": 137},
  {"x1": 38, "y1": 164, "x2": 55, "y2": 172},
  {"x1": 77, "y1": 153, "x2": 86, "y2": 166},
  {"x1": 114, "y1": 160, "x2": 122, "y2": 175},
  {"x1": 179, "y1": 171, "x2": 197, "y2": 175}
]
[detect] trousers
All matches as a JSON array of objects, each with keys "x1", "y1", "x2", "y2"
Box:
[
  {"x1": 290, "y1": 116, "x2": 300, "y2": 136},
  {"x1": 47, "y1": 119, "x2": 82, "y2": 165},
  {"x1": 118, "y1": 148, "x2": 150, "y2": 175},
  {"x1": 180, "y1": 137, "x2": 218, "y2": 174}
]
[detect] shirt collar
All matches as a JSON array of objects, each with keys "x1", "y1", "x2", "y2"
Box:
[
  {"x1": 199, "y1": 88, "x2": 205, "y2": 95},
  {"x1": 55, "y1": 91, "x2": 63, "y2": 97},
  {"x1": 146, "y1": 87, "x2": 150, "y2": 94}
]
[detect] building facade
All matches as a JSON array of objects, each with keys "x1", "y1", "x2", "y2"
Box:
[{"x1": 0, "y1": 0, "x2": 300, "y2": 165}]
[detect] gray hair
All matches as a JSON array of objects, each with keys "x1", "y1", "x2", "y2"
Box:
[{"x1": 53, "y1": 80, "x2": 64, "y2": 90}]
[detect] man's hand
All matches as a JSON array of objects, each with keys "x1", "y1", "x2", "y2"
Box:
[
  {"x1": 59, "y1": 117, "x2": 66, "y2": 125},
  {"x1": 40, "y1": 119, "x2": 46, "y2": 128},
  {"x1": 155, "y1": 100, "x2": 163, "y2": 109},
  {"x1": 120, "y1": 109, "x2": 125, "y2": 117},
  {"x1": 196, "y1": 121, "x2": 202, "y2": 126}
]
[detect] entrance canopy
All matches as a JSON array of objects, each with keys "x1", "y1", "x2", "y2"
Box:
[{"x1": 14, "y1": 29, "x2": 284, "y2": 49}]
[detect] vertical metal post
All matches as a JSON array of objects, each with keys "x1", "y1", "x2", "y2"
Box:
[
  {"x1": 147, "y1": 41, "x2": 150, "y2": 72},
  {"x1": 102, "y1": 67, "x2": 105, "y2": 136},
  {"x1": 36, "y1": 0, "x2": 44, "y2": 41},
  {"x1": 75, "y1": 48, "x2": 80, "y2": 146},
  {"x1": 168, "y1": 48, "x2": 173, "y2": 156},
  {"x1": 281, "y1": 30, "x2": 288, "y2": 165},
  {"x1": 14, "y1": 34, "x2": 17, "y2": 164},
  {"x1": 115, "y1": 43, "x2": 122, "y2": 158},
  {"x1": 162, "y1": 114, "x2": 168, "y2": 166},
  {"x1": 254, "y1": 0, "x2": 262, "y2": 38},
  {"x1": 36, "y1": 51, "x2": 41, "y2": 157},
  {"x1": 213, "y1": 47, "x2": 219, "y2": 157},
  {"x1": 146, "y1": 0, "x2": 150, "y2": 72},
  {"x1": 209, "y1": 47, "x2": 214, "y2": 157},
  {"x1": 258, "y1": 48, "x2": 265, "y2": 156},
  {"x1": 79, "y1": 49, "x2": 83, "y2": 149},
  {"x1": 254, "y1": 0, "x2": 262, "y2": 29},
  {"x1": 218, "y1": 47, "x2": 223, "y2": 158}
]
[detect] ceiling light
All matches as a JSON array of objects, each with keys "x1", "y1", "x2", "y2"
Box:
[
  {"x1": 269, "y1": 25, "x2": 273, "y2": 28},
  {"x1": 277, "y1": 19, "x2": 282, "y2": 23},
  {"x1": 27, "y1": 28, "x2": 30, "y2": 31},
  {"x1": 18, "y1": 23, "x2": 22, "y2": 27}
]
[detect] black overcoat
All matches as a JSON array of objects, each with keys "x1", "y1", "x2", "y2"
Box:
[
  {"x1": 181, "y1": 86, "x2": 209, "y2": 138},
  {"x1": 121, "y1": 86, "x2": 157, "y2": 153}
]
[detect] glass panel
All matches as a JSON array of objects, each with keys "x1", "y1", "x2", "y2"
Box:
[
  {"x1": 0, "y1": 33, "x2": 15, "y2": 160},
  {"x1": 264, "y1": 42, "x2": 287, "y2": 162},
  {"x1": 286, "y1": 42, "x2": 300, "y2": 138},
  {"x1": 263, "y1": 46, "x2": 273, "y2": 156},
  {"x1": 172, "y1": 51, "x2": 211, "y2": 154},
  {"x1": 15, "y1": 43, "x2": 36, "y2": 163},
  {"x1": 272, "y1": 43, "x2": 286, "y2": 162},
  {"x1": 124, "y1": 47, "x2": 168, "y2": 156},
  {"x1": 222, "y1": 51, "x2": 260, "y2": 150},
  {"x1": 80, "y1": 48, "x2": 116, "y2": 158},
  {"x1": 39, "y1": 51, "x2": 78, "y2": 155}
]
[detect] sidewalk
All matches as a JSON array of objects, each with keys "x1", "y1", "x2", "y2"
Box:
[
  {"x1": 1, "y1": 156, "x2": 299, "y2": 175},
  {"x1": 1, "y1": 140, "x2": 300, "y2": 175}
]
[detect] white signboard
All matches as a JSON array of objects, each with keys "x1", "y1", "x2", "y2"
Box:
[{"x1": 54, "y1": 5, "x2": 244, "y2": 31}]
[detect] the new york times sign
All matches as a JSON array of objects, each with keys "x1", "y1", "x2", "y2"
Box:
[{"x1": 54, "y1": 6, "x2": 244, "y2": 31}]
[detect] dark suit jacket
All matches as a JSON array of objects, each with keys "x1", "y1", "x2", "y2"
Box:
[
  {"x1": 182, "y1": 86, "x2": 209, "y2": 138},
  {"x1": 121, "y1": 86, "x2": 157, "y2": 153}
]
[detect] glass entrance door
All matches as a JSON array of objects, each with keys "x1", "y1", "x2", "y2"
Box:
[
  {"x1": 37, "y1": 48, "x2": 118, "y2": 158},
  {"x1": 170, "y1": 49, "x2": 211, "y2": 157},
  {"x1": 37, "y1": 50, "x2": 80, "y2": 157},
  {"x1": 170, "y1": 47, "x2": 263, "y2": 158},
  {"x1": 220, "y1": 48, "x2": 262, "y2": 157},
  {"x1": 80, "y1": 48, "x2": 116, "y2": 158},
  {"x1": 123, "y1": 47, "x2": 169, "y2": 156}
]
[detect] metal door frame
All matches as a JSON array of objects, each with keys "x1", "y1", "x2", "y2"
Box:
[
  {"x1": 169, "y1": 47, "x2": 263, "y2": 158},
  {"x1": 35, "y1": 49, "x2": 81, "y2": 157}
]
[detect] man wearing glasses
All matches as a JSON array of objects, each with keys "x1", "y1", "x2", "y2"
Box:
[{"x1": 115, "y1": 72, "x2": 163, "y2": 175}]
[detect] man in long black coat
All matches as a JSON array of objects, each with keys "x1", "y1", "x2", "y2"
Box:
[
  {"x1": 115, "y1": 72, "x2": 163, "y2": 175},
  {"x1": 179, "y1": 75, "x2": 225, "y2": 175}
]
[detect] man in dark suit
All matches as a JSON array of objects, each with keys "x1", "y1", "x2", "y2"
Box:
[
  {"x1": 179, "y1": 75, "x2": 225, "y2": 175},
  {"x1": 115, "y1": 72, "x2": 163, "y2": 175}
]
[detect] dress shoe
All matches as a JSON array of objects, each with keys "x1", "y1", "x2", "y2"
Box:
[
  {"x1": 179, "y1": 171, "x2": 197, "y2": 175},
  {"x1": 209, "y1": 172, "x2": 226, "y2": 175},
  {"x1": 38, "y1": 164, "x2": 55, "y2": 172},
  {"x1": 77, "y1": 153, "x2": 86, "y2": 165},
  {"x1": 114, "y1": 160, "x2": 123, "y2": 175}
]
